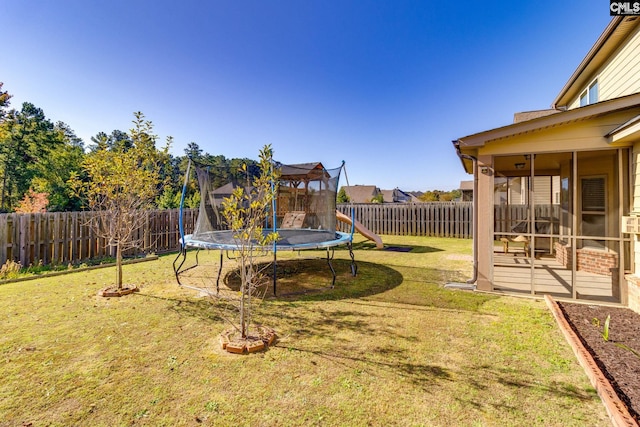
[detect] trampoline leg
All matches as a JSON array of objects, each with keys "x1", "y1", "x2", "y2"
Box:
[
  {"x1": 348, "y1": 242, "x2": 357, "y2": 277},
  {"x1": 273, "y1": 251, "x2": 277, "y2": 296},
  {"x1": 216, "y1": 251, "x2": 223, "y2": 295},
  {"x1": 327, "y1": 248, "x2": 337, "y2": 288},
  {"x1": 173, "y1": 248, "x2": 202, "y2": 287},
  {"x1": 173, "y1": 248, "x2": 187, "y2": 285}
]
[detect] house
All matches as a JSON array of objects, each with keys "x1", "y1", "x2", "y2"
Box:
[
  {"x1": 459, "y1": 181, "x2": 474, "y2": 201},
  {"x1": 453, "y1": 16, "x2": 640, "y2": 313},
  {"x1": 380, "y1": 188, "x2": 419, "y2": 203},
  {"x1": 340, "y1": 185, "x2": 382, "y2": 203}
]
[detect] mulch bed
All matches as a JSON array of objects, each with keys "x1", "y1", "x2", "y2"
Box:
[{"x1": 559, "y1": 302, "x2": 640, "y2": 424}]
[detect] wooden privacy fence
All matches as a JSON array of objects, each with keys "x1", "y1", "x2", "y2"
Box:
[
  {"x1": 0, "y1": 209, "x2": 198, "y2": 268},
  {"x1": 0, "y1": 203, "x2": 473, "y2": 267},
  {"x1": 337, "y1": 202, "x2": 473, "y2": 239}
]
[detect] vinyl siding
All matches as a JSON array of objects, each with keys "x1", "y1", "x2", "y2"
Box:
[
  {"x1": 600, "y1": 24, "x2": 640, "y2": 100},
  {"x1": 569, "y1": 24, "x2": 640, "y2": 109}
]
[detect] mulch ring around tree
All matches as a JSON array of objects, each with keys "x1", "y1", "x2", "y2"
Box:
[
  {"x1": 219, "y1": 325, "x2": 277, "y2": 355},
  {"x1": 558, "y1": 300, "x2": 640, "y2": 425},
  {"x1": 99, "y1": 285, "x2": 140, "y2": 297}
]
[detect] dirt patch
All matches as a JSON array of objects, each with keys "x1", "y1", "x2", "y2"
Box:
[{"x1": 559, "y1": 302, "x2": 640, "y2": 424}]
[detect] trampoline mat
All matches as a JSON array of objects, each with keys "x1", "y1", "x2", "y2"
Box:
[{"x1": 183, "y1": 229, "x2": 351, "y2": 251}]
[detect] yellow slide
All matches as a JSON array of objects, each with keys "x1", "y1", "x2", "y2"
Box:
[{"x1": 336, "y1": 210, "x2": 384, "y2": 249}]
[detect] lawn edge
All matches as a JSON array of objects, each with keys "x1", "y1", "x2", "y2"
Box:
[
  {"x1": 544, "y1": 294, "x2": 638, "y2": 427},
  {"x1": 0, "y1": 255, "x2": 159, "y2": 285}
]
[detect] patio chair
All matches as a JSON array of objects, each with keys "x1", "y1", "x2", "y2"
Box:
[{"x1": 500, "y1": 235, "x2": 530, "y2": 256}]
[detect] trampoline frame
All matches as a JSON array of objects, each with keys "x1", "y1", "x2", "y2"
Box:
[
  {"x1": 172, "y1": 158, "x2": 358, "y2": 296},
  {"x1": 172, "y1": 231, "x2": 357, "y2": 295}
]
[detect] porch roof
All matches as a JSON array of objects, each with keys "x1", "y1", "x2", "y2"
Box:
[
  {"x1": 606, "y1": 114, "x2": 640, "y2": 144},
  {"x1": 453, "y1": 92, "x2": 640, "y2": 173}
]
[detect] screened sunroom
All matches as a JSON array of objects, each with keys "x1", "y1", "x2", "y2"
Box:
[
  {"x1": 454, "y1": 96, "x2": 640, "y2": 304},
  {"x1": 490, "y1": 149, "x2": 631, "y2": 302}
]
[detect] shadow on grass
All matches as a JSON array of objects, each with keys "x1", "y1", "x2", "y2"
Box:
[
  {"x1": 279, "y1": 343, "x2": 452, "y2": 391},
  {"x1": 331, "y1": 241, "x2": 445, "y2": 254},
  {"x1": 133, "y1": 292, "x2": 225, "y2": 323},
  {"x1": 253, "y1": 298, "x2": 454, "y2": 390},
  {"x1": 223, "y1": 259, "x2": 404, "y2": 301},
  {"x1": 453, "y1": 363, "x2": 601, "y2": 410}
]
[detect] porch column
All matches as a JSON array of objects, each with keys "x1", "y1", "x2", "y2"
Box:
[
  {"x1": 628, "y1": 143, "x2": 640, "y2": 312},
  {"x1": 476, "y1": 154, "x2": 493, "y2": 291},
  {"x1": 631, "y1": 144, "x2": 640, "y2": 266}
]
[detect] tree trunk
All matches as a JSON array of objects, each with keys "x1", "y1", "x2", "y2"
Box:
[
  {"x1": 240, "y1": 258, "x2": 247, "y2": 338},
  {"x1": 116, "y1": 241, "x2": 123, "y2": 291}
]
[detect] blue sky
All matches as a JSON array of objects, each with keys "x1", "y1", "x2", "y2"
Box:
[{"x1": 2, "y1": 1, "x2": 610, "y2": 191}]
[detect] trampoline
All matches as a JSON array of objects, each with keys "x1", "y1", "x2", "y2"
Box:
[{"x1": 173, "y1": 158, "x2": 357, "y2": 296}]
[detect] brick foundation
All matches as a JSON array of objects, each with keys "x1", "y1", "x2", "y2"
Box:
[
  {"x1": 577, "y1": 249, "x2": 618, "y2": 276},
  {"x1": 554, "y1": 242, "x2": 618, "y2": 276},
  {"x1": 555, "y1": 241, "x2": 572, "y2": 269}
]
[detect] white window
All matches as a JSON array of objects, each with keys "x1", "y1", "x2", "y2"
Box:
[
  {"x1": 579, "y1": 79, "x2": 598, "y2": 107},
  {"x1": 580, "y1": 91, "x2": 588, "y2": 107},
  {"x1": 588, "y1": 80, "x2": 598, "y2": 104}
]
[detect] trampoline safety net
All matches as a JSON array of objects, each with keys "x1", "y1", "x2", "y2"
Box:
[
  {"x1": 173, "y1": 158, "x2": 357, "y2": 295},
  {"x1": 190, "y1": 161, "x2": 346, "y2": 249}
]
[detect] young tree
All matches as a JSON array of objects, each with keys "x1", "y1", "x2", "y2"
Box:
[
  {"x1": 31, "y1": 121, "x2": 85, "y2": 211},
  {"x1": 89, "y1": 129, "x2": 132, "y2": 152},
  {"x1": 0, "y1": 102, "x2": 59, "y2": 211},
  {"x1": 221, "y1": 145, "x2": 279, "y2": 347},
  {"x1": 73, "y1": 112, "x2": 167, "y2": 292},
  {"x1": 14, "y1": 189, "x2": 49, "y2": 213},
  {"x1": 156, "y1": 186, "x2": 181, "y2": 209},
  {"x1": 370, "y1": 193, "x2": 384, "y2": 204},
  {"x1": 337, "y1": 187, "x2": 350, "y2": 203}
]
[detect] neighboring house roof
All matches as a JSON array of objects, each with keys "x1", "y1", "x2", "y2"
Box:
[
  {"x1": 211, "y1": 182, "x2": 237, "y2": 195},
  {"x1": 341, "y1": 185, "x2": 380, "y2": 203},
  {"x1": 393, "y1": 188, "x2": 419, "y2": 203},
  {"x1": 553, "y1": 16, "x2": 635, "y2": 108},
  {"x1": 459, "y1": 181, "x2": 474, "y2": 191},
  {"x1": 513, "y1": 109, "x2": 561, "y2": 123},
  {"x1": 379, "y1": 188, "x2": 417, "y2": 203},
  {"x1": 380, "y1": 190, "x2": 395, "y2": 203}
]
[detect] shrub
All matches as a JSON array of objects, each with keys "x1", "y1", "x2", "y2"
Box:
[{"x1": 0, "y1": 260, "x2": 22, "y2": 280}]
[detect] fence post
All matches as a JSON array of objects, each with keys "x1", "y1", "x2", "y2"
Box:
[
  {"x1": 0, "y1": 213, "x2": 7, "y2": 265},
  {"x1": 18, "y1": 214, "x2": 28, "y2": 266}
]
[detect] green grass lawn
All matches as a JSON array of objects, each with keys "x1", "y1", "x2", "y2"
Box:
[{"x1": 0, "y1": 235, "x2": 609, "y2": 426}]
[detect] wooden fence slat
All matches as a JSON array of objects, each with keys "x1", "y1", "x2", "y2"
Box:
[{"x1": 19, "y1": 214, "x2": 28, "y2": 266}]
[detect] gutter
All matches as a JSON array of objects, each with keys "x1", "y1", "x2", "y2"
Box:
[{"x1": 451, "y1": 140, "x2": 478, "y2": 287}]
